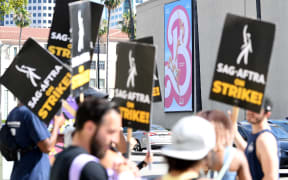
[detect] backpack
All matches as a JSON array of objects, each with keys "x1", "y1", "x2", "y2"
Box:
[
  {"x1": 0, "y1": 121, "x2": 34, "y2": 161},
  {"x1": 0, "y1": 121, "x2": 21, "y2": 161}
]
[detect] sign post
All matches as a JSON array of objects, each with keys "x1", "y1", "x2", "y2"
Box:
[
  {"x1": 69, "y1": 1, "x2": 103, "y2": 97},
  {"x1": 113, "y1": 41, "x2": 156, "y2": 159},
  {"x1": 0, "y1": 38, "x2": 71, "y2": 124},
  {"x1": 209, "y1": 14, "x2": 275, "y2": 121}
]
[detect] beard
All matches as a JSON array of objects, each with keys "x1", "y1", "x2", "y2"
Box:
[{"x1": 90, "y1": 129, "x2": 107, "y2": 159}]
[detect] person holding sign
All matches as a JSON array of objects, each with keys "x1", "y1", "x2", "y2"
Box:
[
  {"x1": 8, "y1": 102, "x2": 65, "y2": 180},
  {"x1": 50, "y1": 98, "x2": 140, "y2": 180},
  {"x1": 234, "y1": 98, "x2": 279, "y2": 180},
  {"x1": 198, "y1": 110, "x2": 251, "y2": 180}
]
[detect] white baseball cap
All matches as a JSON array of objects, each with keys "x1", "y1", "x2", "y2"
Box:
[{"x1": 161, "y1": 116, "x2": 216, "y2": 160}]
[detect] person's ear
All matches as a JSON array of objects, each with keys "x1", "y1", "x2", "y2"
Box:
[
  {"x1": 265, "y1": 111, "x2": 271, "y2": 118},
  {"x1": 83, "y1": 120, "x2": 97, "y2": 135}
]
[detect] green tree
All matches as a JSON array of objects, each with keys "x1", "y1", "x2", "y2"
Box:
[
  {"x1": 13, "y1": 7, "x2": 30, "y2": 49},
  {"x1": 0, "y1": 0, "x2": 28, "y2": 20},
  {"x1": 126, "y1": 0, "x2": 135, "y2": 40},
  {"x1": 97, "y1": 19, "x2": 107, "y2": 88},
  {"x1": 0, "y1": 0, "x2": 30, "y2": 48},
  {"x1": 119, "y1": 11, "x2": 136, "y2": 40},
  {"x1": 102, "y1": 0, "x2": 122, "y2": 93}
]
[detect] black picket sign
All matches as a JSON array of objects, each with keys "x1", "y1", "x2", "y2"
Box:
[
  {"x1": 0, "y1": 38, "x2": 71, "y2": 124},
  {"x1": 69, "y1": 0, "x2": 104, "y2": 96},
  {"x1": 47, "y1": 0, "x2": 78, "y2": 65},
  {"x1": 210, "y1": 14, "x2": 275, "y2": 113},
  {"x1": 113, "y1": 42, "x2": 155, "y2": 131}
]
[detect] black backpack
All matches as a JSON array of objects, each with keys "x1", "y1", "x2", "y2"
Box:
[{"x1": 0, "y1": 121, "x2": 34, "y2": 161}]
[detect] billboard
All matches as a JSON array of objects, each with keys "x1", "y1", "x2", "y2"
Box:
[{"x1": 164, "y1": 0, "x2": 193, "y2": 112}]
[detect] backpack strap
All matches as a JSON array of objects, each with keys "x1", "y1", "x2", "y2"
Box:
[
  {"x1": 69, "y1": 153, "x2": 100, "y2": 180},
  {"x1": 215, "y1": 146, "x2": 236, "y2": 180}
]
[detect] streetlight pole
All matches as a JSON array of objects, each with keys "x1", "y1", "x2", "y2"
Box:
[
  {"x1": 0, "y1": 41, "x2": 3, "y2": 128},
  {"x1": 0, "y1": 40, "x2": 3, "y2": 180}
]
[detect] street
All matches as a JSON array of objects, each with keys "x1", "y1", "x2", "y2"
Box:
[{"x1": 2, "y1": 150, "x2": 288, "y2": 180}]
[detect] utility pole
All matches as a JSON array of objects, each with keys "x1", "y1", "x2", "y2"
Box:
[{"x1": 0, "y1": 41, "x2": 4, "y2": 180}]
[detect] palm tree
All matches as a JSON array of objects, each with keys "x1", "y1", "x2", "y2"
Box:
[
  {"x1": 13, "y1": 7, "x2": 30, "y2": 49},
  {"x1": 97, "y1": 19, "x2": 107, "y2": 89},
  {"x1": 102, "y1": 0, "x2": 122, "y2": 93},
  {"x1": 119, "y1": 11, "x2": 136, "y2": 39},
  {"x1": 126, "y1": 0, "x2": 135, "y2": 40}
]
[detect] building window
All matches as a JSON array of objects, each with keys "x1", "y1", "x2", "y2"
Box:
[
  {"x1": 99, "y1": 61, "x2": 105, "y2": 70},
  {"x1": 33, "y1": 13, "x2": 36, "y2": 17},
  {"x1": 43, "y1": 20, "x2": 46, "y2": 23},
  {"x1": 38, "y1": 13, "x2": 41, "y2": 17},
  {"x1": 48, "y1": 0, "x2": 51, "y2": 3},
  {"x1": 5, "y1": 15, "x2": 8, "y2": 18},
  {"x1": 33, "y1": 6, "x2": 36, "y2": 10},
  {"x1": 29, "y1": 0, "x2": 32, "y2": 3},
  {"x1": 38, "y1": 20, "x2": 41, "y2": 23},
  {"x1": 10, "y1": 14, "x2": 12, "y2": 17},
  {"x1": 48, "y1": 7, "x2": 52, "y2": 10},
  {"x1": 43, "y1": 13, "x2": 46, "y2": 17},
  {"x1": 38, "y1": 0, "x2": 41, "y2": 2},
  {"x1": 91, "y1": 61, "x2": 96, "y2": 69},
  {"x1": 33, "y1": 0, "x2": 36, "y2": 3},
  {"x1": 28, "y1": 7, "x2": 31, "y2": 10},
  {"x1": 43, "y1": 6, "x2": 47, "y2": 10},
  {"x1": 48, "y1": 20, "x2": 52, "y2": 23},
  {"x1": 99, "y1": 79, "x2": 105, "y2": 89},
  {"x1": 14, "y1": 47, "x2": 17, "y2": 56},
  {"x1": 33, "y1": 20, "x2": 36, "y2": 24},
  {"x1": 38, "y1": 6, "x2": 41, "y2": 10},
  {"x1": 5, "y1": 21, "x2": 8, "y2": 24},
  {"x1": 48, "y1": 13, "x2": 51, "y2": 17},
  {"x1": 90, "y1": 79, "x2": 97, "y2": 88}
]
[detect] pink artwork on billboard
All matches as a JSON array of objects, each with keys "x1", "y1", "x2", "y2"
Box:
[{"x1": 164, "y1": 1, "x2": 193, "y2": 112}]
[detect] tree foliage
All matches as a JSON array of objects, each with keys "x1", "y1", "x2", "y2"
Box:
[
  {"x1": 119, "y1": 10, "x2": 136, "y2": 39},
  {"x1": 98, "y1": 19, "x2": 108, "y2": 37},
  {"x1": 0, "y1": 0, "x2": 28, "y2": 20}
]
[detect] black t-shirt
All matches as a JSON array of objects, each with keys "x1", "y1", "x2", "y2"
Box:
[{"x1": 50, "y1": 146, "x2": 108, "y2": 180}]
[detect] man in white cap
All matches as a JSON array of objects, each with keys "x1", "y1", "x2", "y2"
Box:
[{"x1": 161, "y1": 115, "x2": 216, "y2": 180}]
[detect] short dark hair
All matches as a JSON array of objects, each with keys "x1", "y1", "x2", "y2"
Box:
[
  {"x1": 165, "y1": 156, "x2": 202, "y2": 172},
  {"x1": 75, "y1": 98, "x2": 119, "y2": 131},
  {"x1": 262, "y1": 97, "x2": 272, "y2": 113},
  {"x1": 198, "y1": 110, "x2": 232, "y2": 131}
]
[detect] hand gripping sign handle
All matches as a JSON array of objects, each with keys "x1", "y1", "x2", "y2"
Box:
[
  {"x1": 62, "y1": 99, "x2": 76, "y2": 117},
  {"x1": 231, "y1": 106, "x2": 239, "y2": 124},
  {"x1": 127, "y1": 127, "x2": 133, "y2": 159},
  {"x1": 147, "y1": 133, "x2": 152, "y2": 170}
]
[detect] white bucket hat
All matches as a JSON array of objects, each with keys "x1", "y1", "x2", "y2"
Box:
[{"x1": 161, "y1": 116, "x2": 216, "y2": 160}]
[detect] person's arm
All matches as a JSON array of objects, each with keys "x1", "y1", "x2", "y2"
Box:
[
  {"x1": 256, "y1": 133, "x2": 279, "y2": 180},
  {"x1": 233, "y1": 122, "x2": 247, "y2": 151},
  {"x1": 234, "y1": 149, "x2": 252, "y2": 180},
  {"x1": 37, "y1": 114, "x2": 65, "y2": 153}
]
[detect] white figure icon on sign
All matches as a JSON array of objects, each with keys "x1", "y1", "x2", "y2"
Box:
[{"x1": 236, "y1": 25, "x2": 253, "y2": 65}]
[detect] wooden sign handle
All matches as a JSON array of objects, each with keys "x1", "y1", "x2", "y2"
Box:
[
  {"x1": 62, "y1": 100, "x2": 76, "y2": 117},
  {"x1": 127, "y1": 127, "x2": 133, "y2": 159},
  {"x1": 231, "y1": 106, "x2": 239, "y2": 124},
  {"x1": 79, "y1": 93, "x2": 84, "y2": 103}
]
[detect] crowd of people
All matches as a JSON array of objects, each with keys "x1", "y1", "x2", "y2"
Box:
[{"x1": 4, "y1": 87, "x2": 279, "y2": 180}]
